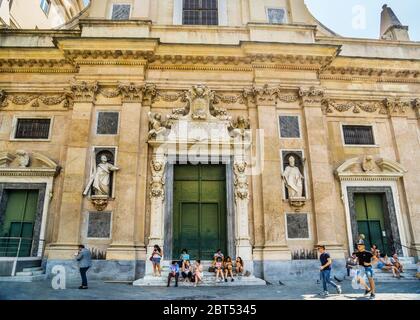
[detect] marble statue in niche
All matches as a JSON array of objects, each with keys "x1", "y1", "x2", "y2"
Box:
[
  {"x1": 83, "y1": 152, "x2": 119, "y2": 197},
  {"x1": 282, "y1": 155, "x2": 304, "y2": 199}
]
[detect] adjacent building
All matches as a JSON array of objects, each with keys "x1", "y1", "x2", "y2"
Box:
[{"x1": 0, "y1": 0, "x2": 419, "y2": 282}]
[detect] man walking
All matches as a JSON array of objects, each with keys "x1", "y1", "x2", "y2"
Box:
[
  {"x1": 353, "y1": 240, "x2": 378, "y2": 299},
  {"x1": 317, "y1": 245, "x2": 342, "y2": 296},
  {"x1": 75, "y1": 245, "x2": 92, "y2": 289}
]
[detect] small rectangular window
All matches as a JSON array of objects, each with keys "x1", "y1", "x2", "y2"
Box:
[
  {"x1": 14, "y1": 118, "x2": 51, "y2": 140},
  {"x1": 40, "y1": 0, "x2": 51, "y2": 15},
  {"x1": 96, "y1": 112, "x2": 119, "y2": 135},
  {"x1": 342, "y1": 125, "x2": 375, "y2": 145},
  {"x1": 267, "y1": 8, "x2": 286, "y2": 24},
  {"x1": 111, "y1": 4, "x2": 131, "y2": 20},
  {"x1": 183, "y1": 0, "x2": 218, "y2": 25},
  {"x1": 279, "y1": 116, "x2": 300, "y2": 138}
]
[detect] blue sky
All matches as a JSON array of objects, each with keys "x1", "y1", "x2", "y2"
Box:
[{"x1": 305, "y1": 0, "x2": 420, "y2": 41}]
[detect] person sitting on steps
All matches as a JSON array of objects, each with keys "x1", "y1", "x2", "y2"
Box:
[
  {"x1": 167, "y1": 261, "x2": 180, "y2": 287},
  {"x1": 224, "y1": 256, "x2": 234, "y2": 282},
  {"x1": 181, "y1": 260, "x2": 193, "y2": 282}
]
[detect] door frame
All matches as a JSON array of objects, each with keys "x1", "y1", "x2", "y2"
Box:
[
  {"x1": 341, "y1": 181, "x2": 407, "y2": 256},
  {"x1": 0, "y1": 182, "x2": 49, "y2": 258},
  {"x1": 164, "y1": 159, "x2": 235, "y2": 260}
]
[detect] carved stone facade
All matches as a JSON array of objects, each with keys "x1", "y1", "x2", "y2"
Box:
[{"x1": 0, "y1": 0, "x2": 419, "y2": 282}]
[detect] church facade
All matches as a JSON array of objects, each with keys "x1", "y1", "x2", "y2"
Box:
[{"x1": 0, "y1": 0, "x2": 419, "y2": 281}]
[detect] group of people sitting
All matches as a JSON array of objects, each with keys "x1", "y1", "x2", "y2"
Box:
[
  {"x1": 346, "y1": 244, "x2": 404, "y2": 278},
  {"x1": 149, "y1": 247, "x2": 245, "y2": 287}
]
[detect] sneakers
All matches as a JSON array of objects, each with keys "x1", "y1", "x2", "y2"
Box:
[
  {"x1": 225, "y1": 278, "x2": 228, "y2": 282},
  {"x1": 78, "y1": 286, "x2": 88, "y2": 289},
  {"x1": 370, "y1": 293, "x2": 376, "y2": 299},
  {"x1": 231, "y1": 278, "x2": 234, "y2": 282},
  {"x1": 319, "y1": 291, "x2": 329, "y2": 297},
  {"x1": 364, "y1": 289, "x2": 371, "y2": 296},
  {"x1": 336, "y1": 285, "x2": 342, "y2": 294}
]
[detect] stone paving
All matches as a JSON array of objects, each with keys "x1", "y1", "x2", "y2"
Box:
[{"x1": 0, "y1": 279, "x2": 419, "y2": 300}]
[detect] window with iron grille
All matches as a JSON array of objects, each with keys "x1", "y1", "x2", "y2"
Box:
[
  {"x1": 111, "y1": 4, "x2": 131, "y2": 20},
  {"x1": 342, "y1": 125, "x2": 375, "y2": 145},
  {"x1": 183, "y1": 0, "x2": 218, "y2": 25},
  {"x1": 14, "y1": 118, "x2": 51, "y2": 140}
]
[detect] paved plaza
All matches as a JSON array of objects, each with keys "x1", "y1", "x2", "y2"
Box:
[{"x1": 1, "y1": 279, "x2": 419, "y2": 300}]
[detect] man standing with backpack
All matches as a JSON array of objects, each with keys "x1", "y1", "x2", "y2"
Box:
[{"x1": 317, "y1": 245, "x2": 342, "y2": 296}]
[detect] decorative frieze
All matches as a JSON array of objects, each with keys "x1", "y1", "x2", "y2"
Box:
[
  {"x1": 0, "y1": 150, "x2": 60, "y2": 177},
  {"x1": 321, "y1": 99, "x2": 385, "y2": 115},
  {"x1": 0, "y1": 90, "x2": 73, "y2": 109}
]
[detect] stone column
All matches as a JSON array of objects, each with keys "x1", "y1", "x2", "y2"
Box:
[
  {"x1": 106, "y1": 84, "x2": 144, "y2": 261},
  {"x1": 300, "y1": 87, "x2": 344, "y2": 258},
  {"x1": 47, "y1": 81, "x2": 98, "y2": 259},
  {"x1": 233, "y1": 158, "x2": 253, "y2": 271},
  {"x1": 145, "y1": 152, "x2": 166, "y2": 274},
  {"x1": 386, "y1": 98, "x2": 420, "y2": 257},
  {"x1": 251, "y1": 85, "x2": 291, "y2": 260}
]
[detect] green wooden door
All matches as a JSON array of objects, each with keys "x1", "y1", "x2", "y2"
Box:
[
  {"x1": 0, "y1": 190, "x2": 39, "y2": 257},
  {"x1": 173, "y1": 164, "x2": 227, "y2": 260},
  {"x1": 355, "y1": 193, "x2": 390, "y2": 255}
]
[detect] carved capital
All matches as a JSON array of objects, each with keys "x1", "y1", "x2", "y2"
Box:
[
  {"x1": 413, "y1": 99, "x2": 420, "y2": 118},
  {"x1": 382, "y1": 97, "x2": 410, "y2": 116},
  {"x1": 241, "y1": 84, "x2": 298, "y2": 107},
  {"x1": 299, "y1": 86, "x2": 324, "y2": 106},
  {"x1": 70, "y1": 81, "x2": 98, "y2": 103},
  {"x1": 118, "y1": 83, "x2": 144, "y2": 102},
  {"x1": 0, "y1": 90, "x2": 7, "y2": 108}
]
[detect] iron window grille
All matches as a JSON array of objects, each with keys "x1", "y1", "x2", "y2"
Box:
[
  {"x1": 15, "y1": 118, "x2": 51, "y2": 140},
  {"x1": 342, "y1": 125, "x2": 375, "y2": 145}
]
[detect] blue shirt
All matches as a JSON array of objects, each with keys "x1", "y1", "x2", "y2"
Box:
[
  {"x1": 180, "y1": 253, "x2": 190, "y2": 261},
  {"x1": 170, "y1": 264, "x2": 179, "y2": 273}
]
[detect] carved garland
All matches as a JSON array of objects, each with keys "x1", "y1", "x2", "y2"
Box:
[
  {"x1": 322, "y1": 98, "x2": 413, "y2": 115},
  {"x1": 0, "y1": 90, "x2": 74, "y2": 109}
]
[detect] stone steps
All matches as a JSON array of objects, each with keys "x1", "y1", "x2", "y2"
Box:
[
  {"x1": 0, "y1": 266, "x2": 46, "y2": 282},
  {"x1": 133, "y1": 274, "x2": 266, "y2": 286},
  {"x1": 0, "y1": 274, "x2": 47, "y2": 282}
]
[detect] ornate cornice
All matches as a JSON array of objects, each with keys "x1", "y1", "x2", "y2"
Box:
[
  {"x1": 321, "y1": 66, "x2": 420, "y2": 84},
  {"x1": 70, "y1": 81, "x2": 99, "y2": 103},
  {"x1": 64, "y1": 50, "x2": 152, "y2": 66},
  {"x1": 0, "y1": 90, "x2": 73, "y2": 109},
  {"x1": 0, "y1": 58, "x2": 78, "y2": 73},
  {"x1": 299, "y1": 86, "x2": 324, "y2": 106}
]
